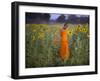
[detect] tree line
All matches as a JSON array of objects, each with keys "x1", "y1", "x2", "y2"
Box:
[{"x1": 26, "y1": 13, "x2": 89, "y2": 24}]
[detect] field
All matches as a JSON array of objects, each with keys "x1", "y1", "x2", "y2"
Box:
[{"x1": 25, "y1": 23, "x2": 89, "y2": 68}]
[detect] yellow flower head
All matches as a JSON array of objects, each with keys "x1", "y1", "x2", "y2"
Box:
[
  {"x1": 67, "y1": 30, "x2": 73, "y2": 37},
  {"x1": 76, "y1": 25, "x2": 81, "y2": 31},
  {"x1": 38, "y1": 33, "x2": 45, "y2": 39},
  {"x1": 82, "y1": 27, "x2": 88, "y2": 33}
]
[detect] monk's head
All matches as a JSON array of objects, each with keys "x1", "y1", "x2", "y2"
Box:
[{"x1": 63, "y1": 23, "x2": 68, "y2": 29}]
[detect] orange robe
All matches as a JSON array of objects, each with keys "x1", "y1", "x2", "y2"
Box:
[{"x1": 59, "y1": 29, "x2": 70, "y2": 60}]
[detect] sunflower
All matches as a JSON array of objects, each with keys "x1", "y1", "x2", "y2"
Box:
[
  {"x1": 38, "y1": 33, "x2": 45, "y2": 39},
  {"x1": 82, "y1": 27, "x2": 88, "y2": 33},
  {"x1": 67, "y1": 30, "x2": 73, "y2": 37},
  {"x1": 79, "y1": 27, "x2": 83, "y2": 32},
  {"x1": 76, "y1": 25, "x2": 81, "y2": 31}
]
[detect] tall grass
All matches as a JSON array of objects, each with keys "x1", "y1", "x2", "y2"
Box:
[{"x1": 25, "y1": 24, "x2": 89, "y2": 68}]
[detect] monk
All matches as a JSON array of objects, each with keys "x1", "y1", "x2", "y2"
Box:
[{"x1": 59, "y1": 23, "x2": 70, "y2": 61}]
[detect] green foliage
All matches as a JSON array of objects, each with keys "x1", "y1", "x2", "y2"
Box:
[{"x1": 25, "y1": 24, "x2": 89, "y2": 68}]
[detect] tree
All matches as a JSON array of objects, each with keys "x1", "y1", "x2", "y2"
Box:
[
  {"x1": 43, "y1": 13, "x2": 50, "y2": 22},
  {"x1": 26, "y1": 13, "x2": 51, "y2": 24},
  {"x1": 67, "y1": 15, "x2": 78, "y2": 24},
  {"x1": 56, "y1": 14, "x2": 66, "y2": 23}
]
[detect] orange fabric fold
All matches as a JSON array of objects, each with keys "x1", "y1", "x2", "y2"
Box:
[{"x1": 59, "y1": 29, "x2": 70, "y2": 60}]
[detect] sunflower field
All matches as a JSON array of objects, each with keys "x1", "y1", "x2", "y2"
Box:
[{"x1": 25, "y1": 23, "x2": 89, "y2": 68}]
